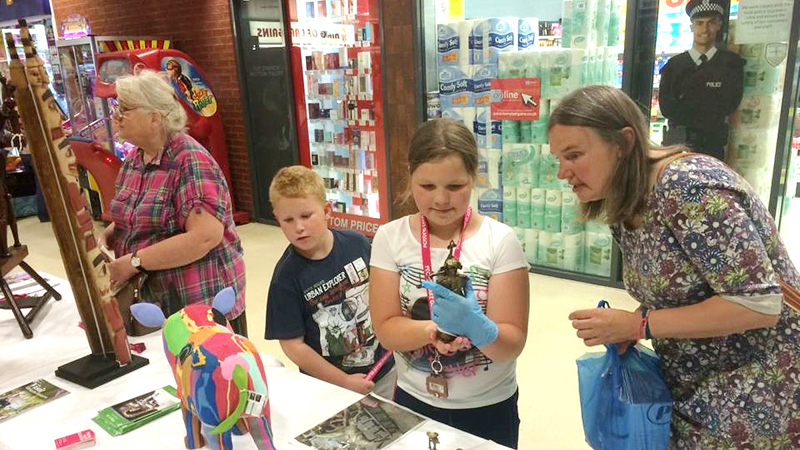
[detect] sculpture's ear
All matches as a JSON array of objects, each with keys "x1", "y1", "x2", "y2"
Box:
[
  {"x1": 211, "y1": 287, "x2": 236, "y2": 316},
  {"x1": 130, "y1": 303, "x2": 166, "y2": 328}
]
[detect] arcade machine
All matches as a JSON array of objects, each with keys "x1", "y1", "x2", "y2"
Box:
[
  {"x1": 66, "y1": 45, "x2": 248, "y2": 223},
  {"x1": 58, "y1": 37, "x2": 168, "y2": 222}
]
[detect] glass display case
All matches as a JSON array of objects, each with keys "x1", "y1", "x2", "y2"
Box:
[
  {"x1": 57, "y1": 36, "x2": 166, "y2": 154},
  {"x1": 417, "y1": 0, "x2": 627, "y2": 285},
  {"x1": 56, "y1": 36, "x2": 115, "y2": 152},
  {"x1": 650, "y1": 0, "x2": 800, "y2": 264},
  {"x1": 286, "y1": 0, "x2": 389, "y2": 236},
  {"x1": 56, "y1": 36, "x2": 166, "y2": 220},
  {"x1": 2, "y1": 19, "x2": 64, "y2": 112}
]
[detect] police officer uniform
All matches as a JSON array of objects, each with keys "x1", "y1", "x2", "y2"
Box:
[{"x1": 658, "y1": 0, "x2": 744, "y2": 160}]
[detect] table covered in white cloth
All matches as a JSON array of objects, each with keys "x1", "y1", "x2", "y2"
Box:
[{"x1": 0, "y1": 276, "x2": 509, "y2": 450}]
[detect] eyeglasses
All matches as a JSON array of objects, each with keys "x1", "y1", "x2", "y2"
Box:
[{"x1": 112, "y1": 106, "x2": 139, "y2": 122}]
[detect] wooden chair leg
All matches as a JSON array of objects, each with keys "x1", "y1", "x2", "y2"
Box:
[
  {"x1": 0, "y1": 278, "x2": 32, "y2": 338},
  {"x1": 19, "y1": 261, "x2": 62, "y2": 300}
]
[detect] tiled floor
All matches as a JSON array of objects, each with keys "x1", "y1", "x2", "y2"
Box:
[{"x1": 3, "y1": 217, "x2": 698, "y2": 448}]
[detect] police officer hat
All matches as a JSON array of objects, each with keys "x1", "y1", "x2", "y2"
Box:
[{"x1": 686, "y1": 0, "x2": 725, "y2": 19}]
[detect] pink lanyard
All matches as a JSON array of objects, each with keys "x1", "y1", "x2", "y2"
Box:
[{"x1": 420, "y1": 207, "x2": 473, "y2": 311}]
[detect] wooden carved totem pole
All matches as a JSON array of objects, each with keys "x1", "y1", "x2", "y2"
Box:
[{"x1": 6, "y1": 21, "x2": 147, "y2": 386}]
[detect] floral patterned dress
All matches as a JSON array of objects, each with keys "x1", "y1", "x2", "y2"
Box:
[{"x1": 612, "y1": 155, "x2": 800, "y2": 449}]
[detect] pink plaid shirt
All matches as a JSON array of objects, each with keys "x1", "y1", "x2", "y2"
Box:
[{"x1": 110, "y1": 133, "x2": 245, "y2": 318}]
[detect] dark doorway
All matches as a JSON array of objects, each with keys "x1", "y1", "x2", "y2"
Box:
[{"x1": 230, "y1": 0, "x2": 299, "y2": 223}]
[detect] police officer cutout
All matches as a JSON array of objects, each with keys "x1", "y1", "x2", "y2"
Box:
[{"x1": 659, "y1": 0, "x2": 744, "y2": 160}]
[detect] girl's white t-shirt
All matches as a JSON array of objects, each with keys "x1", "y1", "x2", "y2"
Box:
[{"x1": 370, "y1": 215, "x2": 528, "y2": 409}]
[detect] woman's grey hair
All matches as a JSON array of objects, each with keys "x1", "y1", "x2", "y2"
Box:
[
  {"x1": 115, "y1": 69, "x2": 187, "y2": 136},
  {"x1": 548, "y1": 85, "x2": 683, "y2": 225}
]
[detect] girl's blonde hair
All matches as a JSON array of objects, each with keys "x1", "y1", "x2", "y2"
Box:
[{"x1": 115, "y1": 69, "x2": 187, "y2": 136}]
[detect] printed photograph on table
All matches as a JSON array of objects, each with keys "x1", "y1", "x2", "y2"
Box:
[
  {"x1": 293, "y1": 394, "x2": 426, "y2": 450},
  {"x1": 92, "y1": 386, "x2": 181, "y2": 436},
  {"x1": 0, "y1": 379, "x2": 69, "y2": 423},
  {"x1": 111, "y1": 387, "x2": 179, "y2": 421}
]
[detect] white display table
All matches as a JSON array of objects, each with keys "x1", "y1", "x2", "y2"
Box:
[{"x1": 0, "y1": 279, "x2": 508, "y2": 450}]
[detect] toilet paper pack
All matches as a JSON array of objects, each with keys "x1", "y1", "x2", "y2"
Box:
[
  {"x1": 544, "y1": 189, "x2": 563, "y2": 232},
  {"x1": 585, "y1": 231, "x2": 612, "y2": 276},
  {"x1": 473, "y1": 64, "x2": 498, "y2": 106},
  {"x1": 524, "y1": 229, "x2": 539, "y2": 265},
  {"x1": 483, "y1": 17, "x2": 518, "y2": 65},
  {"x1": 474, "y1": 107, "x2": 490, "y2": 148},
  {"x1": 561, "y1": 191, "x2": 585, "y2": 234},
  {"x1": 439, "y1": 65, "x2": 474, "y2": 111},
  {"x1": 441, "y1": 107, "x2": 476, "y2": 136},
  {"x1": 531, "y1": 188, "x2": 546, "y2": 230},
  {"x1": 472, "y1": 20, "x2": 487, "y2": 64},
  {"x1": 516, "y1": 186, "x2": 532, "y2": 228},
  {"x1": 477, "y1": 148, "x2": 502, "y2": 189},
  {"x1": 478, "y1": 188, "x2": 503, "y2": 222},
  {"x1": 518, "y1": 18, "x2": 540, "y2": 50},
  {"x1": 503, "y1": 187, "x2": 517, "y2": 226},
  {"x1": 437, "y1": 22, "x2": 462, "y2": 67},
  {"x1": 561, "y1": 232, "x2": 584, "y2": 272}
]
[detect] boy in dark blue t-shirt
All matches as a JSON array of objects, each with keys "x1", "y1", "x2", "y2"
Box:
[{"x1": 265, "y1": 166, "x2": 395, "y2": 397}]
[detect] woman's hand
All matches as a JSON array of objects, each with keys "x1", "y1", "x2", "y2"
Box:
[
  {"x1": 108, "y1": 254, "x2": 138, "y2": 289},
  {"x1": 97, "y1": 223, "x2": 115, "y2": 253},
  {"x1": 569, "y1": 307, "x2": 640, "y2": 347}
]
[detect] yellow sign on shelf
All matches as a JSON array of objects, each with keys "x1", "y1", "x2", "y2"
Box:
[{"x1": 448, "y1": 0, "x2": 464, "y2": 21}]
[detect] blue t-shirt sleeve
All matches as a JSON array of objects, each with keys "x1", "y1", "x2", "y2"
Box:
[{"x1": 264, "y1": 254, "x2": 306, "y2": 340}]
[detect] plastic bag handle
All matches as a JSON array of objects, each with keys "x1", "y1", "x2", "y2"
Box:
[{"x1": 597, "y1": 300, "x2": 630, "y2": 439}]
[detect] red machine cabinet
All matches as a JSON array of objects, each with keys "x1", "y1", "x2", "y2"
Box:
[{"x1": 93, "y1": 48, "x2": 248, "y2": 223}]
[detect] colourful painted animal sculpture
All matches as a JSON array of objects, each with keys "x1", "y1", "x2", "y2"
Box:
[{"x1": 131, "y1": 289, "x2": 275, "y2": 450}]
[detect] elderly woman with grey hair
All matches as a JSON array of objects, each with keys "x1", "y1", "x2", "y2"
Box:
[{"x1": 101, "y1": 70, "x2": 247, "y2": 334}]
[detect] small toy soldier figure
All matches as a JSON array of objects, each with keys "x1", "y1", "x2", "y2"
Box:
[
  {"x1": 432, "y1": 240, "x2": 467, "y2": 342},
  {"x1": 427, "y1": 431, "x2": 440, "y2": 450},
  {"x1": 659, "y1": 0, "x2": 744, "y2": 161},
  {"x1": 433, "y1": 240, "x2": 467, "y2": 296}
]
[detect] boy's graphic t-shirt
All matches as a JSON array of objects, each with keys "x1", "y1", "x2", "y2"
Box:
[
  {"x1": 266, "y1": 229, "x2": 391, "y2": 378},
  {"x1": 371, "y1": 216, "x2": 527, "y2": 409}
]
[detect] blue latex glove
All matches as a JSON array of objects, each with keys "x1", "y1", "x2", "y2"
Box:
[{"x1": 421, "y1": 278, "x2": 499, "y2": 348}]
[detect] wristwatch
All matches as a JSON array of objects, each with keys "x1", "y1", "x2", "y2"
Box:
[{"x1": 130, "y1": 250, "x2": 147, "y2": 273}]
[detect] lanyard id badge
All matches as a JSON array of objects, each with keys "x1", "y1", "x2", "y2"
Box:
[
  {"x1": 420, "y1": 207, "x2": 472, "y2": 399},
  {"x1": 426, "y1": 353, "x2": 448, "y2": 398}
]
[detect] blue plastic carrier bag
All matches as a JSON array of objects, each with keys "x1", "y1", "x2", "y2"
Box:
[{"x1": 576, "y1": 301, "x2": 672, "y2": 450}]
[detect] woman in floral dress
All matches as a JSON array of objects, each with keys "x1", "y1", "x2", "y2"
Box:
[{"x1": 549, "y1": 85, "x2": 800, "y2": 448}]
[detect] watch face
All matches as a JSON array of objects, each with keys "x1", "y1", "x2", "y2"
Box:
[{"x1": 131, "y1": 255, "x2": 141, "y2": 267}]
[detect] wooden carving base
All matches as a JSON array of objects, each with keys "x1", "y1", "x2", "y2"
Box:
[{"x1": 55, "y1": 353, "x2": 149, "y2": 389}]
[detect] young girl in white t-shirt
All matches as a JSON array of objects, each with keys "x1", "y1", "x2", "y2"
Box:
[{"x1": 370, "y1": 118, "x2": 529, "y2": 448}]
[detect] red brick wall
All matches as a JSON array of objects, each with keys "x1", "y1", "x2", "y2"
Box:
[{"x1": 51, "y1": 0, "x2": 253, "y2": 215}]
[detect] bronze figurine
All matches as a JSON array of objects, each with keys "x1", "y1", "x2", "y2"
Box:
[{"x1": 431, "y1": 240, "x2": 467, "y2": 343}]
